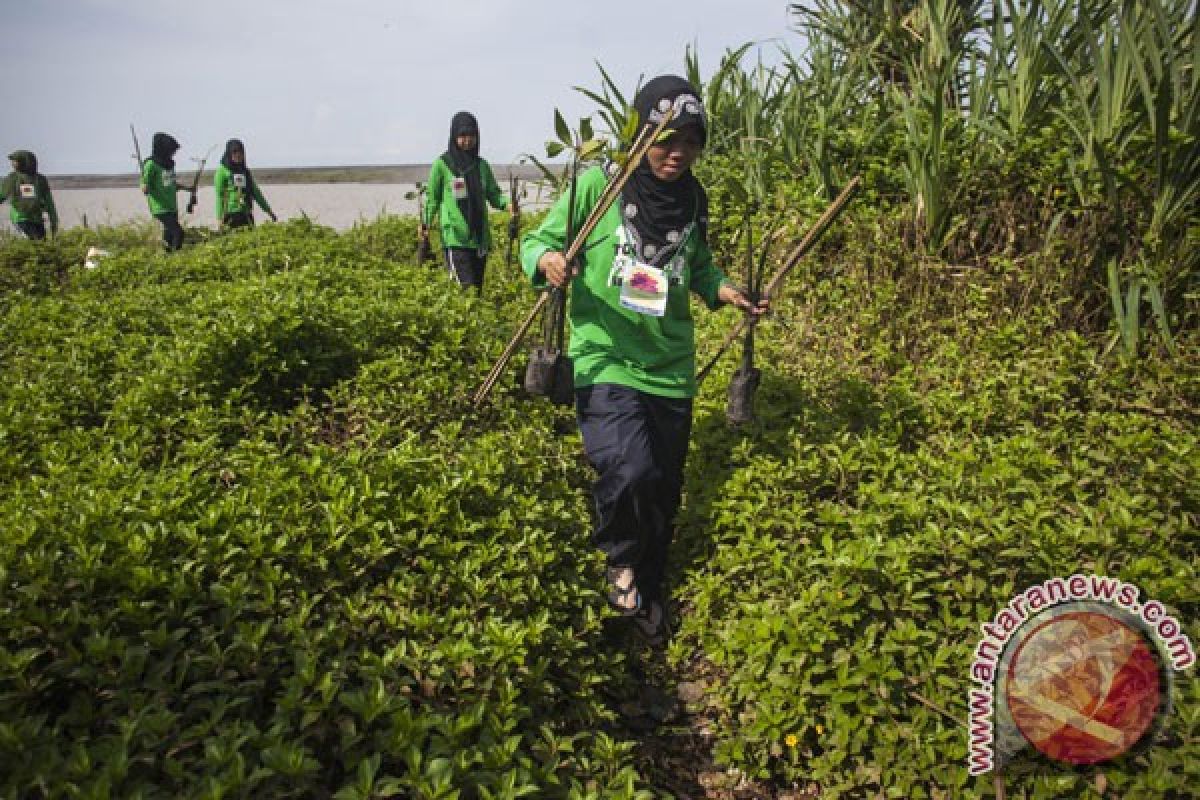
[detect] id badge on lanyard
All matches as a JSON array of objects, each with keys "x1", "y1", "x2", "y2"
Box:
[
  {"x1": 452, "y1": 177, "x2": 467, "y2": 200},
  {"x1": 18, "y1": 183, "x2": 35, "y2": 199},
  {"x1": 610, "y1": 222, "x2": 686, "y2": 317},
  {"x1": 619, "y1": 261, "x2": 669, "y2": 317}
]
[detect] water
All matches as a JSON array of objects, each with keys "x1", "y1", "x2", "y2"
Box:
[{"x1": 2, "y1": 182, "x2": 551, "y2": 233}]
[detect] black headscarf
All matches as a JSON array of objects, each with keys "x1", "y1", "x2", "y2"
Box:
[
  {"x1": 620, "y1": 75, "x2": 709, "y2": 263},
  {"x1": 440, "y1": 111, "x2": 486, "y2": 248},
  {"x1": 150, "y1": 133, "x2": 180, "y2": 170},
  {"x1": 221, "y1": 138, "x2": 255, "y2": 195},
  {"x1": 8, "y1": 150, "x2": 37, "y2": 175}
]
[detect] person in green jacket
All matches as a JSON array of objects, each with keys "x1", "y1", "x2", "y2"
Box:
[
  {"x1": 141, "y1": 132, "x2": 193, "y2": 251},
  {"x1": 214, "y1": 138, "x2": 277, "y2": 230},
  {"x1": 522, "y1": 76, "x2": 766, "y2": 646},
  {"x1": 421, "y1": 111, "x2": 514, "y2": 291},
  {"x1": 1, "y1": 150, "x2": 58, "y2": 240}
]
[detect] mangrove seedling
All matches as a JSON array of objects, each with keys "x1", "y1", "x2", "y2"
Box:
[
  {"x1": 698, "y1": 175, "x2": 862, "y2": 386},
  {"x1": 185, "y1": 145, "x2": 217, "y2": 215},
  {"x1": 506, "y1": 171, "x2": 523, "y2": 270},
  {"x1": 405, "y1": 182, "x2": 435, "y2": 265},
  {"x1": 726, "y1": 213, "x2": 774, "y2": 425}
]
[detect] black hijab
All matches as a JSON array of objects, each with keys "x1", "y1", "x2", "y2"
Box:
[
  {"x1": 221, "y1": 138, "x2": 255, "y2": 194},
  {"x1": 620, "y1": 75, "x2": 709, "y2": 263},
  {"x1": 150, "y1": 132, "x2": 180, "y2": 170},
  {"x1": 440, "y1": 111, "x2": 486, "y2": 247},
  {"x1": 8, "y1": 150, "x2": 37, "y2": 175}
]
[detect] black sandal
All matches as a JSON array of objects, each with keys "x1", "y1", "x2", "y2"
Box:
[{"x1": 632, "y1": 600, "x2": 670, "y2": 647}]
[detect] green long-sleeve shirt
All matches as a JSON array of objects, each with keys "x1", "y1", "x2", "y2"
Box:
[
  {"x1": 0, "y1": 171, "x2": 58, "y2": 231},
  {"x1": 520, "y1": 165, "x2": 731, "y2": 399},
  {"x1": 141, "y1": 160, "x2": 184, "y2": 215},
  {"x1": 423, "y1": 156, "x2": 506, "y2": 251},
  {"x1": 214, "y1": 164, "x2": 273, "y2": 219}
]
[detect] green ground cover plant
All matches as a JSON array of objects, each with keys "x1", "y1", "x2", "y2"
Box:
[
  {"x1": 1, "y1": 197, "x2": 1195, "y2": 798},
  {"x1": 676, "y1": 252, "x2": 1197, "y2": 797},
  {"x1": 2, "y1": 2, "x2": 1196, "y2": 794},
  {"x1": 1, "y1": 218, "x2": 663, "y2": 798}
]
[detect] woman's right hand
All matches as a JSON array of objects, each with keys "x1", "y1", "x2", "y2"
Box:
[{"x1": 537, "y1": 251, "x2": 575, "y2": 288}]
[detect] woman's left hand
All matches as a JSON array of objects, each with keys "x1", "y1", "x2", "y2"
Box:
[{"x1": 719, "y1": 284, "x2": 769, "y2": 316}]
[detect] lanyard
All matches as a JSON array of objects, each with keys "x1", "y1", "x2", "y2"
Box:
[{"x1": 619, "y1": 218, "x2": 695, "y2": 268}]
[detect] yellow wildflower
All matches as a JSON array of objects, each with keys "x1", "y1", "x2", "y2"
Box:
[
  {"x1": 785, "y1": 733, "x2": 799, "y2": 748},
  {"x1": 816, "y1": 724, "x2": 825, "y2": 735}
]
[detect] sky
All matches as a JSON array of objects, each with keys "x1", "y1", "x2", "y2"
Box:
[{"x1": 2, "y1": 0, "x2": 801, "y2": 175}]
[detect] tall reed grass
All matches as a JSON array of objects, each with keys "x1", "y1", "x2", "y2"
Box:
[{"x1": 576, "y1": 0, "x2": 1196, "y2": 355}]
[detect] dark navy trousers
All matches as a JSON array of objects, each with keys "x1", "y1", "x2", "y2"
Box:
[
  {"x1": 445, "y1": 247, "x2": 486, "y2": 290},
  {"x1": 15, "y1": 219, "x2": 46, "y2": 240},
  {"x1": 154, "y1": 211, "x2": 184, "y2": 251},
  {"x1": 575, "y1": 383, "x2": 692, "y2": 605}
]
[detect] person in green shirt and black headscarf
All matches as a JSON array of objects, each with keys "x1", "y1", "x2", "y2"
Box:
[
  {"x1": 421, "y1": 111, "x2": 515, "y2": 292},
  {"x1": 214, "y1": 138, "x2": 277, "y2": 230},
  {"x1": 140, "y1": 132, "x2": 193, "y2": 251},
  {"x1": 522, "y1": 75, "x2": 767, "y2": 647},
  {"x1": 1, "y1": 150, "x2": 58, "y2": 240}
]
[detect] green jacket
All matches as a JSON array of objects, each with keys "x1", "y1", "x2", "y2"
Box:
[
  {"x1": 521, "y1": 165, "x2": 731, "y2": 399},
  {"x1": 141, "y1": 160, "x2": 182, "y2": 215},
  {"x1": 423, "y1": 156, "x2": 506, "y2": 251},
  {"x1": 1, "y1": 171, "x2": 58, "y2": 230},
  {"x1": 214, "y1": 164, "x2": 272, "y2": 219}
]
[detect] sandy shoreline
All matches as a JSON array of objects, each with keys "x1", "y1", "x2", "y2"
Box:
[
  {"x1": 46, "y1": 163, "x2": 553, "y2": 190},
  {"x1": 2, "y1": 179, "x2": 555, "y2": 233}
]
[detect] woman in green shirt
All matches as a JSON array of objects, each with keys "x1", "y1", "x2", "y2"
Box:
[
  {"x1": 214, "y1": 138, "x2": 276, "y2": 230},
  {"x1": 0, "y1": 150, "x2": 58, "y2": 240},
  {"x1": 522, "y1": 76, "x2": 766, "y2": 645},
  {"x1": 140, "y1": 133, "x2": 192, "y2": 251},
  {"x1": 421, "y1": 112, "x2": 514, "y2": 291}
]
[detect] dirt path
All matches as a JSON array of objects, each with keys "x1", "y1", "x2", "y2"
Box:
[{"x1": 602, "y1": 624, "x2": 802, "y2": 798}]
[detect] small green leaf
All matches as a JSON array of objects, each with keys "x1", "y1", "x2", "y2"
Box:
[
  {"x1": 578, "y1": 139, "x2": 606, "y2": 162},
  {"x1": 621, "y1": 108, "x2": 640, "y2": 144},
  {"x1": 554, "y1": 109, "x2": 571, "y2": 146}
]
